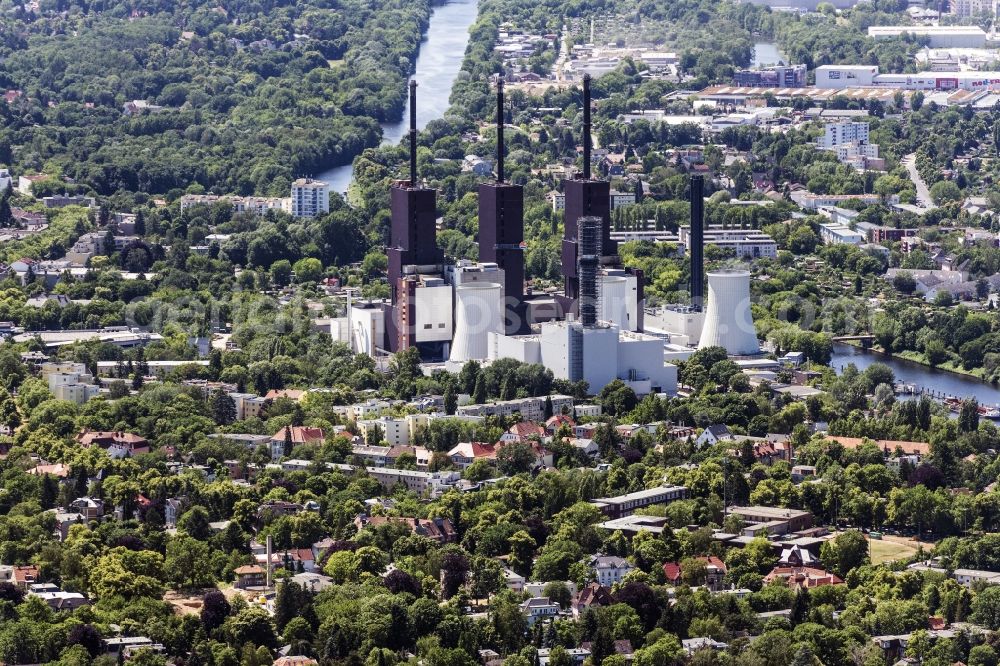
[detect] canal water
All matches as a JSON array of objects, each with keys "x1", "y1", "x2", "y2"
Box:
[
  {"x1": 831, "y1": 342, "x2": 1000, "y2": 406},
  {"x1": 318, "y1": 0, "x2": 480, "y2": 197},
  {"x1": 752, "y1": 42, "x2": 786, "y2": 68}
]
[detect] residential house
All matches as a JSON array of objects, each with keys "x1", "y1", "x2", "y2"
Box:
[
  {"x1": 573, "y1": 582, "x2": 614, "y2": 616},
  {"x1": 662, "y1": 556, "x2": 727, "y2": 591},
  {"x1": 164, "y1": 497, "x2": 189, "y2": 529},
  {"x1": 952, "y1": 568, "x2": 1000, "y2": 588},
  {"x1": 354, "y1": 515, "x2": 458, "y2": 544},
  {"x1": 779, "y1": 544, "x2": 819, "y2": 567},
  {"x1": 590, "y1": 554, "x2": 634, "y2": 587},
  {"x1": 269, "y1": 426, "x2": 325, "y2": 460},
  {"x1": 447, "y1": 442, "x2": 498, "y2": 468},
  {"x1": 69, "y1": 497, "x2": 104, "y2": 520},
  {"x1": 537, "y1": 648, "x2": 591, "y2": 666},
  {"x1": 696, "y1": 424, "x2": 734, "y2": 448},
  {"x1": 76, "y1": 430, "x2": 150, "y2": 458},
  {"x1": 521, "y1": 597, "x2": 561, "y2": 626},
  {"x1": 234, "y1": 565, "x2": 267, "y2": 589},
  {"x1": 763, "y1": 565, "x2": 844, "y2": 589},
  {"x1": 504, "y1": 568, "x2": 526, "y2": 592},
  {"x1": 501, "y1": 421, "x2": 547, "y2": 443}
]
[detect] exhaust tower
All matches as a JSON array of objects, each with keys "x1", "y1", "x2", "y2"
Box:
[{"x1": 478, "y1": 78, "x2": 527, "y2": 334}]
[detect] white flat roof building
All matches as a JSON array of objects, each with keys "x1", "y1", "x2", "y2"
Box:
[{"x1": 867, "y1": 25, "x2": 987, "y2": 48}]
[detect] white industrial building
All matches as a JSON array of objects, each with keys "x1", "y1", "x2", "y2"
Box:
[
  {"x1": 487, "y1": 320, "x2": 678, "y2": 396},
  {"x1": 867, "y1": 25, "x2": 987, "y2": 48},
  {"x1": 816, "y1": 63, "x2": 1000, "y2": 92},
  {"x1": 698, "y1": 270, "x2": 760, "y2": 356}
]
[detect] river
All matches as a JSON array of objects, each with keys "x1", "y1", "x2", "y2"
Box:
[
  {"x1": 318, "y1": 0, "x2": 480, "y2": 197},
  {"x1": 752, "y1": 42, "x2": 786, "y2": 68},
  {"x1": 831, "y1": 342, "x2": 1000, "y2": 407}
]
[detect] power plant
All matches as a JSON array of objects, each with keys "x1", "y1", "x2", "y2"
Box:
[
  {"x1": 698, "y1": 270, "x2": 760, "y2": 356},
  {"x1": 342, "y1": 77, "x2": 766, "y2": 395}
]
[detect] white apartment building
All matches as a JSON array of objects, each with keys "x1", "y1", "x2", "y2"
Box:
[
  {"x1": 357, "y1": 416, "x2": 410, "y2": 447},
  {"x1": 290, "y1": 178, "x2": 329, "y2": 218},
  {"x1": 818, "y1": 121, "x2": 869, "y2": 149},
  {"x1": 678, "y1": 225, "x2": 778, "y2": 260},
  {"x1": 819, "y1": 223, "x2": 865, "y2": 246},
  {"x1": 42, "y1": 362, "x2": 99, "y2": 404},
  {"x1": 456, "y1": 394, "x2": 574, "y2": 421},
  {"x1": 951, "y1": 0, "x2": 995, "y2": 17},
  {"x1": 833, "y1": 142, "x2": 883, "y2": 171}
]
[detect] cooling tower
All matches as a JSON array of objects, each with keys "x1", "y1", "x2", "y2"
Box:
[
  {"x1": 699, "y1": 270, "x2": 760, "y2": 355},
  {"x1": 450, "y1": 283, "x2": 503, "y2": 362},
  {"x1": 600, "y1": 275, "x2": 629, "y2": 329}
]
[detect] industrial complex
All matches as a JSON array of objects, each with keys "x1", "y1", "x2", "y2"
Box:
[{"x1": 339, "y1": 78, "x2": 762, "y2": 396}]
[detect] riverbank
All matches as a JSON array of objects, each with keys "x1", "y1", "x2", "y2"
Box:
[
  {"x1": 318, "y1": 0, "x2": 480, "y2": 196},
  {"x1": 838, "y1": 340, "x2": 989, "y2": 383}
]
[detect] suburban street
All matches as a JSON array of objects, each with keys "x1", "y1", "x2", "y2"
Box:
[{"x1": 902, "y1": 152, "x2": 936, "y2": 210}]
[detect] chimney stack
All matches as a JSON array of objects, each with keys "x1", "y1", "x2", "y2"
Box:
[
  {"x1": 265, "y1": 534, "x2": 273, "y2": 588},
  {"x1": 690, "y1": 175, "x2": 704, "y2": 311},
  {"x1": 496, "y1": 78, "x2": 505, "y2": 184},
  {"x1": 409, "y1": 80, "x2": 418, "y2": 186},
  {"x1": 582, "y1": 74, "x2": 592, "y2": 180}
]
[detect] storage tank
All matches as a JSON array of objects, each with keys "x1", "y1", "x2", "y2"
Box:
[
  {"x1": 450, "y1": 283, "x2": 503, "y2": 362},
  {"x1": 600, "y1": 275, "x2": 629, "y2": 329},
  {"x1": 699, "y1": 270, "x2": 760, "y2": 355}
]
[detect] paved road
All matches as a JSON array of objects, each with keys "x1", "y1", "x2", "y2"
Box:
[{"x1": 902, "y1": 153, "x2": 936, "y2": 210}]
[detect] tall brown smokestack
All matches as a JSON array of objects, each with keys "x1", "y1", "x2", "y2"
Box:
[
  {"x1": 690, "y1": 175, "x2": 704, "y2": 311},
  {"x1": 582, "y1": 74, "x2": 592, "y2": 180},
  {"x1": 496, "y1": 78, "x2": 505, "y2": 184},
  {"x1": 409, "y1": 80, "x2": 418, "y2": 186}
]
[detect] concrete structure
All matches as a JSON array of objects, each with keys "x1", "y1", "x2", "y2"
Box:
[
  {"x1": 456, "y1": 394, "x2": 574, "y2": 421},
  {"x1": 790, "y1": 191, "x2": 892, "y2": 210},
  {"x1": 951, "y1": 0, "x2": 995, "y2": 17},
  {"x1": 591, "y1": 485, "x2": 689, "y2": 518},
  {"x1": 290, "y1": 178, "x2": 329, "y2": 218},
  {"x1": 478, "y1": 80, "x2": 528, "y2": 335},
  {"x1": 818, "y1": 121, "x2": 869, "y2": 148},
  {"x1": 699, "y1": 270, "x2": 759, "y2": 356},
  {"x1": 733, "y1": 64, "x2": 806, "y2": 88},
  {"x1": 819, "y1": 223, "x2": 865, "y2": 245},
  {"x1": 678, "y1": 225, "x2": 778, "y2": 260},
  {"x1": 450, "y1": 283, "x2": 503, "y2": 362},
  {"x1": 817, "y1": 63, "x2": 1000, "y2": 91},
  {"x1": 729, "y1": 506, "x2": 813, "y2": 535},
  {"x1": 867, "y1": 25, "x2": 987, "y2": 48}
]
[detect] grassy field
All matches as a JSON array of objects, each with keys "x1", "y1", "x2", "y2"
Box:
[{"x1": 867, "y1": 536, "x2": 920, "y2": 565}]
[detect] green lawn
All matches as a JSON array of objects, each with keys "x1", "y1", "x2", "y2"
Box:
[{"x1": 868, "y1": 538, "x2": 918, "y2": 565}]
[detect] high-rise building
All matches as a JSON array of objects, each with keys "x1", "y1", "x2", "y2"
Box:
[
  {"x1": 950, "y1": 0, "x2": 995, "y2": 18},
  {"x1": 478, "y1": 79, "x2": 527, "y2": 334},
  {"x1": 290, "y1": 178, "x2": 329, "y2": 218},
  {"x1": 818, "y1": 121, "x2": 870, "y2": 149}
]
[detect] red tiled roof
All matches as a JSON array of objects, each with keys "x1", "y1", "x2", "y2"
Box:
[
  {"x1": 76, "y1": 430, "x2": 148, "y2": 448},
  {"x1": 272, "y1": 426, "x2": 325, "y2": 445},
  {"x1": 825, "y1": 436, "x2": 929, "y2": 456},
  {"x1": 509, "y1": 422, "x2": 545, "y2": 438},
  {"x1": 763, "y1": 566, "x2": 844, "y2": 589}
]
